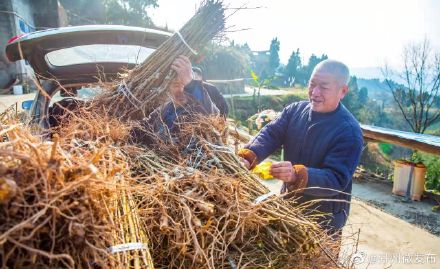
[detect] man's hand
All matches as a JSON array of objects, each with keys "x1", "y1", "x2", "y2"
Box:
[
  {"x1": 171, "y1": 55, "x2": 193, "y2": 87},
  {"x1": 169, "y1": 55, "x2": 193, "y2": 104},
  {"x1": 270, "y1": 161, "x2": 296, "y2": 183}
]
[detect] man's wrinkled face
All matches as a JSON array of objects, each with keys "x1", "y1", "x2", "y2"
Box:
[
  {"x1": 308, "y1": 70, "x2": 348, "y2": 113},
  {"x1": 169, "y1": 79, "x2": 186, "y2": 103},
  {"x1": 169, "y1": 80, "x2": 183, "y2": 94}
]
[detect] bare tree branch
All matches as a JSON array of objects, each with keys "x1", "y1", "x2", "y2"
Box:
[
  {"x1": 425, "y1": 52, "x2": 440, "y2": 123},
  {"x1": 384, "y1": 39, "x2": 440, "y2": 133}
]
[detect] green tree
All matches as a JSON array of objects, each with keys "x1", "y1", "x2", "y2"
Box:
[
  {"x1": 358, "y1": 87, "x2": 369, "y2": 104},
  {"x1": 285, "y1": 49, "x2": 302, "y2": 86},
  {"x1": 250, "y1": 71, "x2": 274, "y2": 112},
  {"x1": 104, "y1": 0, "x2": 158, "y2": 26},
  {"x1": 60, "y1": 0, "x2": 158, "y2": 27},
  {"x1": 357, "y1": 99, "x2": 393, "y2": 126},
  {"x1": 300, "y1": 53, "x2": 328, "y2": 85},
  {"x1": 342, "y1": 76, "x2": 361, "y2": 115},
  {"x1": 268, "y1": 38, "x2": 280, "y2": 76}
]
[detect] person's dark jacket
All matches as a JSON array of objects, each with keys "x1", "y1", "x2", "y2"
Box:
[
  {"x1": 131, "y1": 80, "x2": 219, "y2": 144},
  {"x1": 48, "y1": 98, "x2": 84, "y2": 128},
  {"x1": 202, "y1": 82, "x2": 228, "y2": 117},
  {"x1": 244, "y1": 101, "x2": 363, "y2": 232}
]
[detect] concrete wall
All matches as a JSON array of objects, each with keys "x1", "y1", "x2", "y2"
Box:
[
  {"x1": 12, "y1": 0, "x2": 37, "y2": 33},
  {"x1": 0, "y1": 0, "x2": 59, "y2": 91},
  {"x1": 11, "y1": 0, "x2": 38, "y2": 87},
  {"x1": 0, "y1": 0, "x2": 16, "y2": 90}
]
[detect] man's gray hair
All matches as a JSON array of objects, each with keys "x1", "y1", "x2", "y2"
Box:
[{"x1": 313, "y1": 59, "x2": 350, "y2": 86}]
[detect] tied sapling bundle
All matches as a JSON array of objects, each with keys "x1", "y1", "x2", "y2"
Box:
[
  {"x1": 0, "y1": 110, "x2": 154, "y2": 269},
  {"x1": 125, "y1": 116, "x2": 343, "y2": 268},
  {"x1": 94, "y1": 0, "x2": 226, "y2": 120}
]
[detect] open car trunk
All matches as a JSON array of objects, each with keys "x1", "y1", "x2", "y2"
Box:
[
  {"x1": 6, "y1": 25, "x2": 171, "y2": 127},
  {"x1": 6, "y1": 25, "x2": 171, "y2": 85}
]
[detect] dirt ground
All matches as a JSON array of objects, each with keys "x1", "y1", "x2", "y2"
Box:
[
  {"x1": 353, "y1": 178, "x2": 439, "y2": 235},
  {"x1": 341, "y1": 199, "x2": 439, "y2": 269},
  {"x1": 261, "y1": 179, "x2": 439, "y2": 269}
]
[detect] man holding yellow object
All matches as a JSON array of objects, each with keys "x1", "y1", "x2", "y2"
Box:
[{"x1": 239, "y1": 60, "x2": 363, "y2": 239}]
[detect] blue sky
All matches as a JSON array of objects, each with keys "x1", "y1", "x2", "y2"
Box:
[{"x1": 148, "y1": 0, "x2": 440, "y2": 69}]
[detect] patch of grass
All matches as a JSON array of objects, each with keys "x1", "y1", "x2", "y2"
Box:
[{"x1": 378, "y1": 143, "x2": 393, "y2": 157}]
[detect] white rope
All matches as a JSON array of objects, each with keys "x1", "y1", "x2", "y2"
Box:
[
  {"x1": 175, "y1": 31, "x2": 198, "y2": 55},
  {"x1": 228, "y1": 256, "x2": 238, "y2": 269},
  {"x1": 117, "y1": 80, "x2": 142, "y2": 109}
]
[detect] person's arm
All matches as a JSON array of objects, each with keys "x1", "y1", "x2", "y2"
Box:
[
  {"x1": 238, "y1": 104, "x2": 295, "y2": 168},
  {"x1": 284, "y1": 128, "x2": 363, "y2": 197}
]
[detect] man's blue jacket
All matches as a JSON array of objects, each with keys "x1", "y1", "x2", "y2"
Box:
[
  {"x1": 130, "y1": 80, "x2": 219, "y2": 144},
  {"x1": 246, "y1": 101, "x2": 363, "y2": 232}
]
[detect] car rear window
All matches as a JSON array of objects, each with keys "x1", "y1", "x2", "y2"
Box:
[
  {"x1": 45, "y1": 44, "x2": 154, "y2": 66},
  {"x1": 50, "y1": 87, "x2": 104, "y2": 106}
]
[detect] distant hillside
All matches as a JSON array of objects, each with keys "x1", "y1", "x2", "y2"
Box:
[
  {"x1": 357, "y1": 78, "x2": 394, "y2": 105},
  {"x1": 350, "y1": 67, "x2": 402, "y2": 105}
]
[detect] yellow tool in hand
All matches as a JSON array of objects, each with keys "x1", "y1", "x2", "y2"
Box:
[{"x1": 252, "y1": 161, "x2": 274, "y2": 180}]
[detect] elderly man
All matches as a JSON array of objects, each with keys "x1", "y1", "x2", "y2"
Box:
[
  {"x1": 131, "y1": 55, "x2": 219, "y2": 144},
  {"x1": 165, "y1": 56, "x2": 219, "y2": 123},
  {"x1": 239, "y1": 59, "x2": 363, "y2": 238}
]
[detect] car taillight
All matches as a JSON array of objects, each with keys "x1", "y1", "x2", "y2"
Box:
[{"x1": 7, "y1": 34, "x2": 25, "y2": 44}]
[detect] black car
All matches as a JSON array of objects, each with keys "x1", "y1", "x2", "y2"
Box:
[{"x1": 6, "y1": 25, "x2": 171, "y2": 128}]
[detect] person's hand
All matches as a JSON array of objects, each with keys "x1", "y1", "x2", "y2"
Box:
[
  {"x1": 270, "y1": 161, "x2": 296, "y2": 183},
  {"x1": 171, "y1": 55, "x2": 193, "y2": 87},
  {"x1": 240, "y1": 157, "x2": 251, "y2": 170},
  {"x1": 169, "y1": 55, "x2": 193, "y2": 104}
]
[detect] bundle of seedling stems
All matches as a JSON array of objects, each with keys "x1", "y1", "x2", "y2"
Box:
[
  {"x1": 1, "y1": 1, "x2": 345, "y2": 268},
  {"x1": 0, "y1": 111, "x2": 153, "y2": 268},
  {"x1": 125, "y1": 117, "x2": 341, "y2": 268},
  {"x1": 95, "y1": 0, "x2": 226, "y2": 120}
]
